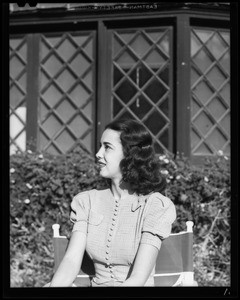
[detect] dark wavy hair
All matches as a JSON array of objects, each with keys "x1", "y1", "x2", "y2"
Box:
[{"x1": 105, "y1": 119, "x2": 166, "y2": 195}]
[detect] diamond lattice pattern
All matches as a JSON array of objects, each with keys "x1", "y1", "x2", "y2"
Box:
[
  {"x1": 9, "y1": 36, "x2": 27, "y2": 155},
  {"x1": 111, "y1": 28, "x2": 171, "y2": 153},
  {"x1": 39, "y1": 32, "x2": 95, "y2": 154},
  {"x1": 191, "y1": 28, "x2": 230, "y2": 156}
]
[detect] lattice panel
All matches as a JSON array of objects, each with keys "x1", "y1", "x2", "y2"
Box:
[
  {"x1": 191, "y1": 28, "x2": 230, "y2": 155},
  {"x1": 9, "y1": 35, "x2": 28, "y2": 155},
  {"x1": 39, "y1": 32, "x2": 95, "y2": 155},
  {"x1": 111, "y1": 28, "x2": 172, "y2": 153}
]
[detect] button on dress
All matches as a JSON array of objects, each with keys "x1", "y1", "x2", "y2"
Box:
[{"x1": 70, "y1": 188, "x2": 176, "y2": 286}]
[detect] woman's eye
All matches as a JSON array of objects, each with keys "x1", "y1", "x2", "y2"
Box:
[{"x1": 99, "y1": 143, "x2": 111, "y2": 151}]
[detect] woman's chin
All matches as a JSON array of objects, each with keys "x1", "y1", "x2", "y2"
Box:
[{"x1": 99, "y1": 170, "x2": 108, "y2": 178}]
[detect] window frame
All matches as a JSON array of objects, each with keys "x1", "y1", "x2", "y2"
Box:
[
  {"x1": 9, "y1": 6, "x2": 230, "y2": 162},
  {"x1": 189, "y1": 18, "x2": 231, "y2": 164},
  {"x1": 105, "y1": 21, "x2": 174, "y2": 155}
]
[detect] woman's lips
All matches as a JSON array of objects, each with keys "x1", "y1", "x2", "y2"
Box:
[{"x1": 97, "y1": 161, "x2": 106, "y2": 168}]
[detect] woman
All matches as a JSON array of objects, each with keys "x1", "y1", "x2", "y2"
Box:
[{"x1": 47, "y1": 119, "x2": 176, "y2": 287}]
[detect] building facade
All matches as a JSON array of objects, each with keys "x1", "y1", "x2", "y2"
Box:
[{"x1": 9, "y1": 3, "x2": 231, "y2": 163}]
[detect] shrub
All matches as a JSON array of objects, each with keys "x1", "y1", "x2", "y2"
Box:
[
  {"x1": 10, "y1": 146, "x2": 107, "y2": 287},
  {"x1": 10, "y1": 147, "x2": 230, "y2": 287},
  {"x1": 159, "y1": 152, "x2": 230, "y2": 286}
]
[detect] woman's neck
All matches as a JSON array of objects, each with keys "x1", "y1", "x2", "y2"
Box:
[{"x1": 110, "y1": 179, "x2": 132, "y2": 200}]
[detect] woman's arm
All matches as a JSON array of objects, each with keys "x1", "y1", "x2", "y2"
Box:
[
  {"x1": 121, "y1": 243, "x2": 159, "y2": 286},
  {"x1": 49, "y1": 231, "x2": 87, "y2": 287}
]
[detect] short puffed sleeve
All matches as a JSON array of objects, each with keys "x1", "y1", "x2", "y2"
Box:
[
  {"x1": 140, "y1": 192, "x2": 176, "y2": 250},
  {"x1": 70, "y1": 191, "x2": 91, "y2": 234}
]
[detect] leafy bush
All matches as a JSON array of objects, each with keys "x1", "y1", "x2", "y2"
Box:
[
  {"x1": 10, "y1": 146, "x2": 107, "y2": 287},
  {"x1": 159, "y1": 151, "x2": 230, "y2": 286},
  {"x1": 10, "y1": 147, "x2": 230, "y2": 287}
]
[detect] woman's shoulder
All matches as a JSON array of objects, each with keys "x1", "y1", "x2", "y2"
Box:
[
  {"x1": 73, "y1": 188, "x2": 110, "y2": 200},
  {"x1": 144, "y1": 192, "x2": 176, "y2": 223},
  {"x1": 73, "y1": 189, "x2": 92, "y2": 198},
  {"x1": 147, "y1": 192, "x2": 174, "y2": 209}
]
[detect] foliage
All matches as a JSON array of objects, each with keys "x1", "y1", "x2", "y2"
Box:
[
  {"x1": 159, "y1": 151, "x2": 231, "y2": 286},
  {"x1": 10, "y1": 147, "x2": 230, "y2": 287},
  {"x1": 10, "y1": 146, "x2": 107, "y2": 287}
]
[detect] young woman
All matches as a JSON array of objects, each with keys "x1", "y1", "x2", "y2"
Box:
[{"x1": 47, "y1": 119, "x2": 176, "y2": 287}]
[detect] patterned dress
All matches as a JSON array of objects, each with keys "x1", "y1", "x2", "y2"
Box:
[{"x1": 70, "y1": 188, "x2": 176, "y2": 286}]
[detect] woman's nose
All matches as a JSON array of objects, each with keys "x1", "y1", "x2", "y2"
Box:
[{"x1": 96, "y1": 148, "x2": 102, "y2": 159}]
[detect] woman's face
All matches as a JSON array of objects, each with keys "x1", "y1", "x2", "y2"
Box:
[{"x1": 96, "y1": 129, "x2": 124, "y2": 181}]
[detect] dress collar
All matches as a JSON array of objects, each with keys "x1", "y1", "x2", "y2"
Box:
[
  {"x1": 131, "y1": 194, "x2": 148, "y2": 212},
  {"x1": 107, "y1": 188, "x2": 148, "y2": 212}
]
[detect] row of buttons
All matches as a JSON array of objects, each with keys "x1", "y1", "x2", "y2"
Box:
[{"x1": 105, "y1": 198, "x2": 119, "y2": 278}]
